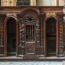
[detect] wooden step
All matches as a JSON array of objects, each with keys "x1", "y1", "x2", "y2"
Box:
[
  {"x1": 47, "y1": 53, "x2": 56, "y2": 57},
  {"x1": 7, "y1": 52, "x2": 16, "y2": 56}
]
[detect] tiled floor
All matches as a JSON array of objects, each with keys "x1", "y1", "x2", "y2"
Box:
[{"x1": 0, "y1": 61, "x2": 63, "y2": 65}]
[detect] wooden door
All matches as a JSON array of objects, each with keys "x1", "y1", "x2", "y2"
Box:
[
  {"x1": 44, "y1": 17, "x2": 58, "y2": 57},
  {"x1": 7, "y1": 18, "x2": 16, "y2": 56},
  {"x1": 4, "y1": 17, "x2": 18, "y2": 57},
  {"x1": 46, "y1": 18, "x2": 56, "y2": 56},
  {"x1": 25, "y1": 15, "x2": 36, "y2": 59}
]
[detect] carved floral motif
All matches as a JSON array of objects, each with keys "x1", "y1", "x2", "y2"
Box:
[{"x1": 46, "y1": 12, "x2": 56, "y2": 17}]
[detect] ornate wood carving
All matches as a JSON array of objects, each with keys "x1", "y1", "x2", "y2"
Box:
[
  {"x1": 36, "y1": 20, "x2": 40, "y2": 47},
  {"x1": 57, "y1": 14, "x2": 64, "y2": 57},
  {"x1": 7, "y1": 13, "x2": 16, "y2": 17},
  {"x1": 25, "y1": 14, "x2": 37, "y2": 59},
  {"x1": 36, "y1": 13, "x2": 44, "y2": 57},
  {"x1": 0, "y1": 6, "x2": 64, "y2": 59},
  {"x1": 18, "y1": 20, "x2": 25, "y2": 57},
  {"x1": 0, "y1": 20, "x2": 4, "y2": 46},
  {"x1": 26, "y1": 15, "x2": 35, "y2": 24},
  {"x1": 46, "y1": 12, "x2": 56, "y2": 17},
  {"x1": 0, "y1": 15, "x2": 6, "y2": 57}
]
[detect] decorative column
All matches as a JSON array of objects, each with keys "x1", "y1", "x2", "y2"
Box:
[
  {"x1": 0, "y1": 15, "x2": 6, "y2": 57},
  {"x1": 36, "y1": 13, "x2": 45, "y2": 58},
  {"x1": 18, "y1": 20, "x2": 25, "y2": 57},
  {"x1": 59, "y1": 16, "x2": 64, "y2": 57},
  {"x1": 30, "y1": 0, "x2": 36, "y2": 6}
]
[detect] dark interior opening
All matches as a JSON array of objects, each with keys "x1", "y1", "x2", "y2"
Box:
[
  {"x1": 46, "y1": 18, "x2": 56, "y2": 56},
  {"x1": 7, "y1": 18, "x2": 16, "y2": 56}
]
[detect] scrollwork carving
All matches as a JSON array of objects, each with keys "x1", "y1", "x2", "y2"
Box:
[
  {"x1": 25, "y1": 15, "x2": 35, "y2": 24},
  {"x1": 46, "y1": 12, "x2": 56, "y2": 17}
]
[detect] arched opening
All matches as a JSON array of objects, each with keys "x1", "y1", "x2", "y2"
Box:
[
  {"x1": 7, "y1": 18, "x2": 16, "y2": 56},
  {"x1": 46, "y1": 18, "x2": 56, "y2": 56}
]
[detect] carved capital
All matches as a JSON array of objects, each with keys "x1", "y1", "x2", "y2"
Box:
[
  {"x1": 46, "y1": 12, "x2": 56, "y2": 17},
  {"x1": 6, "y1": 13, "x2": 16, "y2": 17}
]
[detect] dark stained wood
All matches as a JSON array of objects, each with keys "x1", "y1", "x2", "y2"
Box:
[{"x1": 0, "y1": 6, "x2": 64, "y2": 60}]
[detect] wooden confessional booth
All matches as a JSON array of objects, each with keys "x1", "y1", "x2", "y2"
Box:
[{"x1": 0, "y1": 6, "x2": 64, "y2": 60}]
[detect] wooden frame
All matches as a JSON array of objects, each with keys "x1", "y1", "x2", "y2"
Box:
[
  {"x1": 44, "y1": 16, "x2": 58, "y2": 56},
  {"x1": 4, "y1": 16, "x2": 18, "y2": 57}
]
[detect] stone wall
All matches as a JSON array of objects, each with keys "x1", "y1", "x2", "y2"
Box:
[
  {"x1": 1, "y1": 0, "x2": 65, "y2": 6},
  {"x1": 1, "y1": 0, "x2": 17, "y2": 6},
  {"x1": 59, "y1": 0, "x2": 64, "y2": 6}
]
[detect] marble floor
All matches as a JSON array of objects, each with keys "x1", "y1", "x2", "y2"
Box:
[{"x1": 0, "y1": 61, "x2": 63, "y2": 65}]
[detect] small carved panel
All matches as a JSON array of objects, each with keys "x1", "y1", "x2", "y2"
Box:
[
  {"x1": 26, "y1": 44, "x2": 35, "y2": 53},
  {"x1": 25, "y1": 15, "x2": 35, "y2": 24},
  {"x1": 46, "y1": 12, "x2": 56, "y2": 17}
]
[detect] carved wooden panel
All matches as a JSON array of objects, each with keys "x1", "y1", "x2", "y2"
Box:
[
  {"x1": 0, "y1": 19, "x2": 4, "y2": 56},
  {"x1": 25, "y1": 15, "x2": 37, "y2": 59},
  {"x1": 36, "y1": 20, "x2": 40, "y2": 47},
  {"x1": 59, "y1": 18, "x2": 64, "y2": 57},
  {"x1": 18, "y1": 20, "x2": 25, "y2": 56},
  {"x1": 26, "y1": 44, "x2": 35, "y2": 53},
  {"x1": 36, "y1": 14, "x2": 44, "y2": 57}
]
